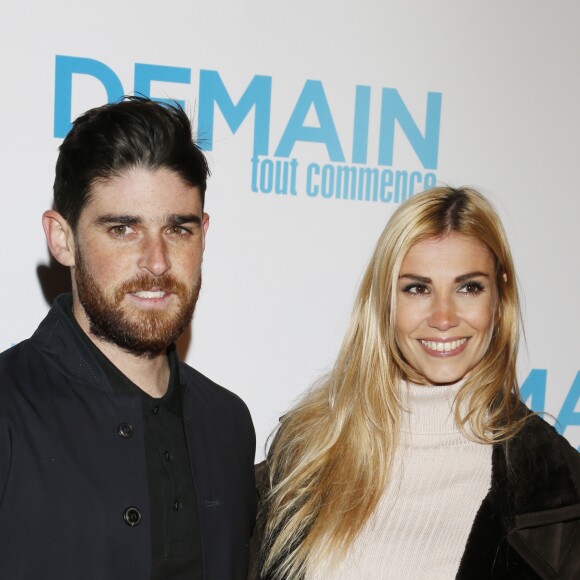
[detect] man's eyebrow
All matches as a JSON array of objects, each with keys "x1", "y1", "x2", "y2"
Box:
[
  {"x1": 167, "y1": 214, "x2": 202, "y2": 227},
  {"x1": 94, "y1": 215, "x2": 142, "y2": 226},
  {"x1": 93, "y1": 214, "x2": 202, "y2": 227}
]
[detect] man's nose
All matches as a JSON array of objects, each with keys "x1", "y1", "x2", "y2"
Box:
[{"x1": 138, "y1": 235, "x2": 171, "y2": 277}]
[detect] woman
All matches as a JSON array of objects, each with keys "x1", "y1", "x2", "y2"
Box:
[{"x1": 257, "y1": 187, "x2": 580, "y2": 579}]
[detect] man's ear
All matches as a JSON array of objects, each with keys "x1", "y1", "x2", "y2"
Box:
[
  {"x1": 202, "y1": 212, "x2": 210, "y2": 250},
  {"x1": 42, "y1": 210, "x2": 76, "y2": 266}
]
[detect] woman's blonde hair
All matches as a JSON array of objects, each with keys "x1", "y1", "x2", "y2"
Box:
[{"x1": 261, "y1": 187, "x2": 524, "y2": 579}]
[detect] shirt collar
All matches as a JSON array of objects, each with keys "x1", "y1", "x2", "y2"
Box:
[{"x1": 64, "y1": 300, "x2": 183, "y2": 416}]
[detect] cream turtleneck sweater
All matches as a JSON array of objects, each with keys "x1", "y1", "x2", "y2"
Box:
[{"x1": 307, "y1": 382, "x2": 492, "y2": 579}]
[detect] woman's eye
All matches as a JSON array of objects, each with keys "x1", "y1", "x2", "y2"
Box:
[
  {"x1": 459, "y1": 281, "x2": 485, "y2": 294},
  {"x1": 402, "y1": 284, "x2": 429, "y2": 295}
]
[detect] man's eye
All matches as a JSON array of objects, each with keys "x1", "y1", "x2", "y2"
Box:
[
  {"x1": 168, "y1": 226, "x2": 191, "y2": 236},
  {"x1": 110, "y1": 225, "x2": 130, "y2": 236},
  {"x1": 402, "y1": 284, "x2": 429, "y2": 295}
]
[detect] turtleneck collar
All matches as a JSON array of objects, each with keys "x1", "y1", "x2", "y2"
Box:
[{"x1": 399, "y1": 381, "x2": 478, "y2": 447}]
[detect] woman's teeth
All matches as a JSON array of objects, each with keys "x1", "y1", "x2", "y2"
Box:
[{"x1": 420, "y1": 338, "x2": 467, "y2": 352}]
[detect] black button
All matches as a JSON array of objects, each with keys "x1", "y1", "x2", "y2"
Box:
[
  {"x1": 123, "y1": 506, "x2": 141, "y2": 527},
  {"x1": 152, "y1": 405, "x2": 160, "y2": 415},
  {"x1": 173, "y1": 500, "x2": 180, "y2": 511},
  {"x1": 164, "y1": 451, "x2": 171, "y2": 461},
  {"x1": 117, "y1": 423, "x2": 133, "y2": 438}
]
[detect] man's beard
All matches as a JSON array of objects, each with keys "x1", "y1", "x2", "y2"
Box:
[{"x1": 74, "y1": 250, "x2": 201, "y2": 358}]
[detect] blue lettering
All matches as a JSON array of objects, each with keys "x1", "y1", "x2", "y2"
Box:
[
  {"x1": 306, "y1": 163, "x2": 320, "y2": 197},
  {"x1": 275, "y1": 80, "x2": 345, "y2": 161},
  {"x1": 251, "y1": 157, "x2": 259, "y2": 192},
  {"x1": 378, "y1": 89, "x2": 442, "y2": 169},
  {"x1": 250, "y1": 156, "x2": 299, "y2": 195},
  {"x1": 320, "y1": 165, "x2": 335, "y2": 198},
  {"x1": 423, "y1": 172, "x2": 437, "y2": 190},
  {"x1": 357, "y1": 168, "x2": 379, "y2": 201},
  {"x1": 260, "y1": 158, "x2": 274, "y2": 193},
  {"x1": 393, "y1": 170, "x2": 409, "y2": 203},
  {"x1": 352, "y1": 85, "x2": 371, "y2": 164},
  {"x1": 556, "y1": 372, "x2": 580, "y2": 438},
  {"x1": 408, "y1": 171, "x2": 423, "y2": 196},
  {"x1": 520, "y1": 368, "x2": 547, "y2": 412},
  {"x1": 198, "y1": 70, "x2": 271, "y2": 155},
  {"x1": 54, "y1": 55, "x2": 124, "y2": 137},
  {"x1": 380, "y1": 169, "x2": 393, "y2": 202},
  {"x1": 134, "y1": 63, "x2": 191, "y2": 108},
  {"x1": 335, "y1": 166, "x2": 358, "y2": 200}
]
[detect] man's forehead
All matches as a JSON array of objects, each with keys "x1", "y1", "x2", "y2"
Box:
[{"x1": 81, "y1": 167, "x2": 203, "y2": 218}]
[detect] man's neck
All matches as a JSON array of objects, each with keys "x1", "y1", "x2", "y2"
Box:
[
  {"x1": 72, "y1": 300, "x2": 170, "y2": 398},
  {"x1": 89, "y1": 338, "x2": 170, "y2": 398}
]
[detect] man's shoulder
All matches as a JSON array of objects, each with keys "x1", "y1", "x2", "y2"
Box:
[
  {"x1": 0, "y1": 339, "x2": 52, "y2": 418},
  {"x1": 179, "y1": 362, "x2": 256, "y2": 456},
  {"x1": 0, "y1": 296, "x2": 72, "y2": 372},
  {"x1": 178, "y1": 361, "x2": 252, "y2": 417},
  {"x1": 0, "y1": 338, "x2": 37, "y2": 377}
]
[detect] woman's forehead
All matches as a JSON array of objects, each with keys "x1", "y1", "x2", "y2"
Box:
[{"x1": 401, "y1": 234, "x2": 495, "y2": 275}]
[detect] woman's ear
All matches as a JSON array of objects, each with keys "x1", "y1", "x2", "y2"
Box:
[{"x1": 42, "y1": 210, "x2": 76, "y2": 266}]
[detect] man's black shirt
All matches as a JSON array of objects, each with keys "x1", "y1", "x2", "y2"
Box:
[{"x1": 66, "y1": 303, "x2": 202, "y2": 580}]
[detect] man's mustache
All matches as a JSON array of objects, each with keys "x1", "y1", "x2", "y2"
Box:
[{"x1": 114, "y1": 274, "x2": 188, "y2": 301}]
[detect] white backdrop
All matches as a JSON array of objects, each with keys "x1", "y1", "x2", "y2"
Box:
[{"x1": 1, "y1": 1, "x2": 578, "y2": 457}]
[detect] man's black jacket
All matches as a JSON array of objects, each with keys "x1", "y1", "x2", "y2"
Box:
[{"x1": 0, "y1": 295, "x2": 256, "y2": 579}]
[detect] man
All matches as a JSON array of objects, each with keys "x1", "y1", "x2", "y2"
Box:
[{"x1": 0, "y1": 97, "x2": 256, "y2": 579}]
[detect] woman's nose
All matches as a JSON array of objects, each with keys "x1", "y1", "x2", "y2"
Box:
[{"x1": 428, "y1": 295, "x2": 459, "y2": 331}]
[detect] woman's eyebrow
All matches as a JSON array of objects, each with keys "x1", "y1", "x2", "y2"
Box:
[
  {"x1": 398, "y1": 272, "x2": 491, "y2": 283},
  {"x1": 455, "y1": 271, "x2": 490, "y2": 283},
  {"x1": 398, "y1": 274, "x2": 431, "y2": 283}
]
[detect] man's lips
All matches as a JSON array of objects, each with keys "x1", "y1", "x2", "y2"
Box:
[
  {"x1": 130, "y1": 290, "x2": 169, "y2": 299},
  {"x1": 126, "y1": 289, "x2": 175, "y2": 306},
  {"x1": 115, "y1": 275, "x2": 185, "y2": 305},
  {"x1": 418, "y1": 337, "x2": 469, "y2": 355}
]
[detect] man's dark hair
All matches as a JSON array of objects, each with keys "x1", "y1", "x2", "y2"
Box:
[{"x1": 53, "y1": 96, "x2": 210, "y2": 230}]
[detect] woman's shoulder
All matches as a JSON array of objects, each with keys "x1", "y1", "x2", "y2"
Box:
[
  {"x1": 489, "y1": 406, "x2": 580, "y2": 579},
  {"x1": 511, "y1": 406, "x2": 579, "y2": 465},
  {"x1": 501, "y1": 405, "x2": 580, "y2": 510}
]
